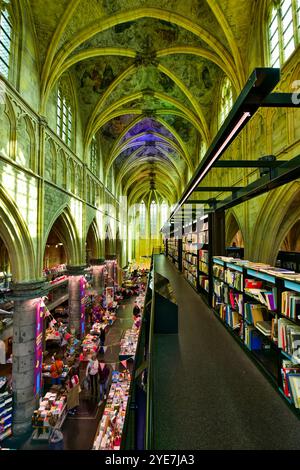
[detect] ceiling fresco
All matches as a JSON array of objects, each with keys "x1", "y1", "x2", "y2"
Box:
[{"x1": 28, "y1": 0, "x2": 254, "y2": 205}]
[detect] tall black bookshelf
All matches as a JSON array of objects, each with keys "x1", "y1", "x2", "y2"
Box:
[{"x1": 212, "y1": 256, "x2": 300, "y2": 413}]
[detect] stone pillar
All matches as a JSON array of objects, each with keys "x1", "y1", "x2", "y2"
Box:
[
  {"x1": 11, "y1": 280, "x2": 47, "y2": 436},
  {"x1": 90, "y1": 258, "x2": 105, "y2": 294},
  {"x1": 67, "y1": 265, "x2": 87, "y2": 335}
]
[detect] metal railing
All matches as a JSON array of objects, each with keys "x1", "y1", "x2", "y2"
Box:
[
  {"x1": 145, "y1": 257, "x2": 155, "y2": 449},
  {"x1": 121, "y1": 252, "x2": 158, "y2": 450}
]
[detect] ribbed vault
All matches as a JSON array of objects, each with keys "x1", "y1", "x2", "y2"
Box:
[{"x1": 28, "y1": 0, "x2": 250, "y2": 208}]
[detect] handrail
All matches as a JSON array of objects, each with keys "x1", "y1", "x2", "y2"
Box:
[
  {"x1": 121, "y1": 264, "x2": 152, "y2": 449},
  {"x1": 145, "y1": 255, "x2": 156, "y2": 450}
]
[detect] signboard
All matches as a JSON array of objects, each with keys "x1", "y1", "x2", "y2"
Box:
[
  {"x1": 80, "y1": 277, "x2": 86, "y2": 337},
  {"x1": 34, "y1": 301, "x2": 44, "y2": 396}
]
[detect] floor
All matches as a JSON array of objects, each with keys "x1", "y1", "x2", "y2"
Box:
[
  {"x1": 5, "y1": 296, "x2": 136, "y2": 450},
  {"x1": 153, "y1": 254, "x2": 300, "y2": 450}
]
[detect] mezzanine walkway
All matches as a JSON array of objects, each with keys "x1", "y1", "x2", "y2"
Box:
[{"x1": 152, "y1": 254, "x2": 300, "y2": 450}]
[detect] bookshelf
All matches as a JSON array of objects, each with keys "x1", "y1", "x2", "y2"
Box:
[
  {"x1": 212, "y1": 256, "x2": 300, "y2": 412},
  {"x1": 164, "y1": 216, "x2": 210, "y2": 297},
  {"x1": 182, "y1": 231, "x2": 198, "y2": 290},
  {"x1": 167, "y1": 237, "x2": 182, "y2": 271},
  {"x1": 198, "y1": 217, "x2": 210, "y2": 296}
]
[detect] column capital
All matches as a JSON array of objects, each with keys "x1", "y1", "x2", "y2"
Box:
[
  {"x1": 66, "y1": 264, "x2": 87, "y2": 276},
  {"x1": 10, "y1": 279, "x2": 48, "y2": 300},
  {"x1": 90, "y1": 258, "x2": 105, "y2": 266}
]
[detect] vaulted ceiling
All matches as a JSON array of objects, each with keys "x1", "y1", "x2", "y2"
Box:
[{"x1": 28, "y1": 0, "x2": 256, "y2": 206}]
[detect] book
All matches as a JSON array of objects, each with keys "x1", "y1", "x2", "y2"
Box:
[
  {"x1": 244, "y1": 303, "x2": 266, "y2": 326},
  {"x1": 287, "y1": 374, "x2": 300, "y2": 408},
  {"x1": 256, "y1": 321, "x2": 272, "y2": 336}
]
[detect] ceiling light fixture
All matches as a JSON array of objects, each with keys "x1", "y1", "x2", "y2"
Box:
[{"x1": 175, "y1": 112, "x2": 251, "y2": 213}]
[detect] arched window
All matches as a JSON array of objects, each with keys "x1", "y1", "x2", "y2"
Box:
[
  {"x1": 268, "y1": 1, "x2": 300, "y2": 67},
  {"x1": 139, "y1": 201, "x2": 146, "y2": 238},
  {"x1": 57, "y1": 86, "x2": 73, "y2": 146},
  {"x1": 150, "y1": 200, "x2": 157, "y2": 239},
  {"x1": 0, "y1": 3, "x2": 12, "y2": 79},
  {"x1": 90, "y1": 137, "x2": 98, "y2": 175},
  {"x1": 219, "y1": 77, "x2": 233, "y2": 127},
  {"x1": 160, "y1": 201, "x2": 169, "y2": 228}
]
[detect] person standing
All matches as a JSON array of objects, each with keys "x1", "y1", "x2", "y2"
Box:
[
  {"x1": 100, "y1": 327, "x2": 106, "y2": 348},
  {"x1": 98, "y1": 363, "x2": 110, "y2": 403},
  {"x1": 86, "y1": 354, "x2": 99, "y2": 396},
  {"x1": 50, "y1": 354, "x2": 64, "y2": 385},
  {"x1": 133, "y1": 302, "x2": 141, "y2": 319},
  {"x1": 67, "y1": 370, "x2": 80, "y2": 415}
]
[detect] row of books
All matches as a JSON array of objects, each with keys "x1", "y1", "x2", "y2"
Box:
[
  {"x1": 282, "y1": 291, "x2": 300, "y2": 320},
  {"x1": 199, "y1": 261, "x2": 208, "y2": 275},
  {"x1": 213, "y1": 264, "x2": 224, "y2": 280},
  {"x1": 183, "y1": 261, "x2": 197, "y2": 276},
  {"x1": 217, "y1": 304, "x2": 241, "y2": 330},
  {"x1": 244, "y1": 287, "x2": 277, "y2": 311},
  {"x1": 278, "y1": 318, "x2": 300, "y2": 359},
  {"x1": 184, "y1": 270, "x2": 197, "y2": 288},
  {"x1": 281, "y1": 360, "x2": 300, "y2": 407},
  {"x1": 199, "y1": 275, "x2": 209, "y2": 292},
  {"x1": 224, "y1": 269, "x2": 243, "y2": 291},
  {"x1": 184, "y1": 253, "x2": 197, "y2": 264},
  {"x1": 199, "y1": 231, "x2": 208, "y2": 245},
  {"x1": 245, "y1": 324, "x2": 264, "y2": 350},
  {"x1": 199, "y1": 250, "x2": 209, "y2": 264}
]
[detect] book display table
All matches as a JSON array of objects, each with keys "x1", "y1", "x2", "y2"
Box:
[
  {"x1": 31, "y1": 391, "x2": 67, "y2": 441},
  {"x1": 92, "y1": 372, "x2": 131, "y2": 450}
]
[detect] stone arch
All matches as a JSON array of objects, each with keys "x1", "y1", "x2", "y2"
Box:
[
  {"x1": 104, "y1": 224, "x2": 114, "y2": 258},
  {"x1": 44, "y1": 205, "x2": 81, "y2": 266},
  {"x1": 252, "y1": 182, "x2": 300, "y2": 264},
  {"x1": 0, "y1": 185, "x2": 36, "y2": 281},
  {"x1": 225, "y1": 210, "x2": 244, "y2": 248},
  {"x1": 85, "y1": 218, "x2": 101, "y2": 263}
]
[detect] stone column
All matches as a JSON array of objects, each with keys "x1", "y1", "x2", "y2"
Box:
[
  {"x1": 11, "y1": 280, "x2": 47, "y2": 436},
  {"x1": 90, "y1": 258, "x2": 105, "y2": 294},
  {"x1": 67, "y1": 265, "x2": 87, "y2": 335}
]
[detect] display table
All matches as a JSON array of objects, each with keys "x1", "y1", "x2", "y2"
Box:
[
  {"x1": 119, "y1": 326, "x2": 140, "y2": 361},
  {"x1": 81, "y1": 334, "x2": 99, "y2": 361},
  {"x1": 31, "y1": 391, "x2": 67, "y2": 441},
  {"x1": 90, "y1": 315, "x2": 116, "y2": 335},
  {"x1": 42, "y1": 364, "x2": 70, "y2": 381},
  {"x1": 92, "y1": 373, "x2": 131, "y2": 450}
]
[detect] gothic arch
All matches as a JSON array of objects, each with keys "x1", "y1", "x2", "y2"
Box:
[
  {"x1": 225, "y1": 210, "x2": 245, "y2": 247},
  {"x1": 43, "y1": 205, "x2": 81, "y2": 265},
  {"x1": 86, "y1": 218, "x2": 101, "y2": 262},
  {"x1": 0, "y1": 185, "x2": 36, "y2": 281},
  {"x1": 252, "y1": 182, "x2": 300, "y2": 264}
]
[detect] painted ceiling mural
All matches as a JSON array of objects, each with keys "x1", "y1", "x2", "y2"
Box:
[{"x1": 28, "y1": 0, "x2": 254, "y2": 205}]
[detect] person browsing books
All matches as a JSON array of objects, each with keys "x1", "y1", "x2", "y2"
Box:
[{"x1": 86, "y1": 354, "x2": 99, "y2": 396}]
